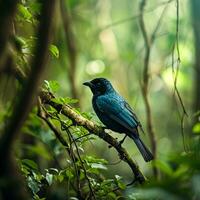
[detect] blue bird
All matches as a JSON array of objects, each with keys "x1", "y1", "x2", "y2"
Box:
[{"x1": 83, "y1": 78, "x2": 153, "y2": 162}]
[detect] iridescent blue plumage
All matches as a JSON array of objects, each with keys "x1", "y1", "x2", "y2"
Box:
[{"x1": 83, "y1": 78, "x2": 153, "y2": 162}]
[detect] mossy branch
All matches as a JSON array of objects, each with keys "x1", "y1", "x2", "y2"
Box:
[{"x1": 39, "y1": 91, "x2": 145, "y2": 184}]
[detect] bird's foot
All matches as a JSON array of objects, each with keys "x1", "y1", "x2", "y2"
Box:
[
  {"x1": 118, "y1": 135, "x2": 127, "y2": 146},
  {"x1": 102, "y1": 126, "x2": 107, "y2": 131},
  {"x1": 108, "y1": 137, "x2": 118, "y2": 148},
  {"x1": 118, "y1": 152, "x2": 126, "y2": 160}
]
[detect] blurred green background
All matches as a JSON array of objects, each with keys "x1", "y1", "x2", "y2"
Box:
[
  {"x1": 0, "y1": 0, "x2": 200, "y2": 199},
  {"x1": 47, "y1": 0, "x2": 193, "y2": 174}
]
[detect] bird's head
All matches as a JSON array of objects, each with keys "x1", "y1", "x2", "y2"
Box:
[{"x1": 83, "y1": 78, "x2": 114, "y2": 95}]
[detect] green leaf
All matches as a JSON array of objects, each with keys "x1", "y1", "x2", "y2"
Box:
[
  {"x1": 51, "y1": 97, "x2": 78, "y2": 104},
  {"x1": 114, "y1": 175, "x2": 122, "y2": 181},
  {"x1": 81, "y1": 112, "x2": 93, "y2": 120},
  {"x1": 114, "y1": 175, "x2": 126, "y2": 190},
  {"x1": 117, "y1": 181, "x2": 126, "y2": 190},
  {"x1": 33, "y1": 194, "x2": 46, "y2": 200},
  {"x1": 29, "y1": 2, "x2": 41, "y2": 15},
  {"x1": 153, "y1": 160, "x2": 173, "y2": 176},
  {"x1": 13, "y1": 36, "x2": 27, "y2": 52},
  {"x1": 27, "y1": 176, "x2": 40, "y2": 194},
  {"x1": 49, "y1": 44, "x2": 59, "y2": 58},
  {"x1": 193, "y1": 123, "x2": 200, "y2": 134},
  {"x1": 87, "y1": 167, "x2": 99, "y2": 175},
  {"x1": 32, "y1": 172, "x2": 43, "y2": 182},
  {"x1": 18, "y1": 4, "x2": 32, "y2": 21},
  {"x1": 15, "y1": 36, "x2": 26, "y2": 46},
  {"x1": 101, "y1": 179, "x2": 114, "y2": 187},
  {"x1": 91, "y1": 163, "x2": 107, "y2": 170},
  {"x1": 57, "y1": 174, "x2": 64, "y2": 182},
  {"x1": 107, "y1": 192, "x2": 117, "y2": 199},
  {"x1": 173, "y1": 164, "x2": 188, "y2": 178},
  {"x1": 49, "y1": 168, "x2": 59, "y2": 174},
  {"x1": 46, "y1": 172, "x2": 53, "y2": 185},
  {"x1": 59, "y1": 168, "x2": 74, "y2": 180},
  {"x1": 21, "y1": 159, "x2": 38, "y2": 171},
  {"x1": 69, "y1": 197, "x2": 79, "y2": 200},
  {"x1": 65, "y1": 169, "x2": 74, "y2": 179},
  {"x1": 44, "y1": 80, "x2": 60, "y2": 93},
  {"x1": 85, "y1": 156, "x2": 108, "y2": 164}
]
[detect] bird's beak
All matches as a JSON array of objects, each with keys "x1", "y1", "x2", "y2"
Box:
[{"x1": 83, "y1": 81, "x2": 93, "y2": 88}]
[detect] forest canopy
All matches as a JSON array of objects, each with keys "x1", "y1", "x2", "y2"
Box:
[{"x1": 0, "y1": 0, "x2": 200, "y2": 200}]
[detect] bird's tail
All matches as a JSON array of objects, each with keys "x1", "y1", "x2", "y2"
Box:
[{"x1": 133, "y1": 137, "x2": 154, "y2": 162}]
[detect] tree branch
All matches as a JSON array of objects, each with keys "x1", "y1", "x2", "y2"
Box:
[
  {"x1": 138, "y1": 0, "x2": 172, "y2": 177},
  {"x1": 139, "y1": 0, "x2": 157, "y2": 177},
  {"x1": 40, "y1": 91, "x2": 145, "y2": 184}
]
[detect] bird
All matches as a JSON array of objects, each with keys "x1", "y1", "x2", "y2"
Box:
[{"x1": 83, "y1": 78, "x2": 153, "y2": 162}]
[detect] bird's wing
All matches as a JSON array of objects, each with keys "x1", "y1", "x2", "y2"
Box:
[
  {"x1": 96, "y1": 95, "x2": 139, "y2": 135},
  {"x1": 124, "y1": 101, "x2": 144, "y2": 133}
]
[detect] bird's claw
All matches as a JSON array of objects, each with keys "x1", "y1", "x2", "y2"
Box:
[
  {"x1": 118, "y1": 135, "x2": 127, "y2": 146},
  {"x1": 102, "y1": 126, "x2": 107, "y2": 131},
  {"x1": 118, "y1": 152, "x2": 126, "y2": 160},
  {"x1": 118, "y1": 140, "x2": 123, "y2": 146}
]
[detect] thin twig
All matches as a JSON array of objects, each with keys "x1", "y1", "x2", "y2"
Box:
[
  {"x1": 139, "y1": 0, "x2": 158, "y2": 177},
  {"x1": 63, "y1": 124, "x2": 84, "y2": 199},
  {"x1": 37, "y1": 104, "x2": 84, "y2": 198},
  {"x1": 151, "y1": 1, "x2": 170, "y2": 43},
  {"x1": 100, "y1": 0, "x2": 174, "y2": 31},
  {"x1": 37, "y1": 100, "x2": 71, "y2": 156},
  {"x1": 171, "y1": 0, "x2": 188, "y2": 152},
  {"x1": 67, "y1": 128, "x2": 96, "y2": 200},
  {"x1": 138, "y1": 0, "x2": 170, "y2": 178}
]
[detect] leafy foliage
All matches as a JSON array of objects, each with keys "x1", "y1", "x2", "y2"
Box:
[{"x1": 49, "y1": 45, "x2": 60, "y2": 58}]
